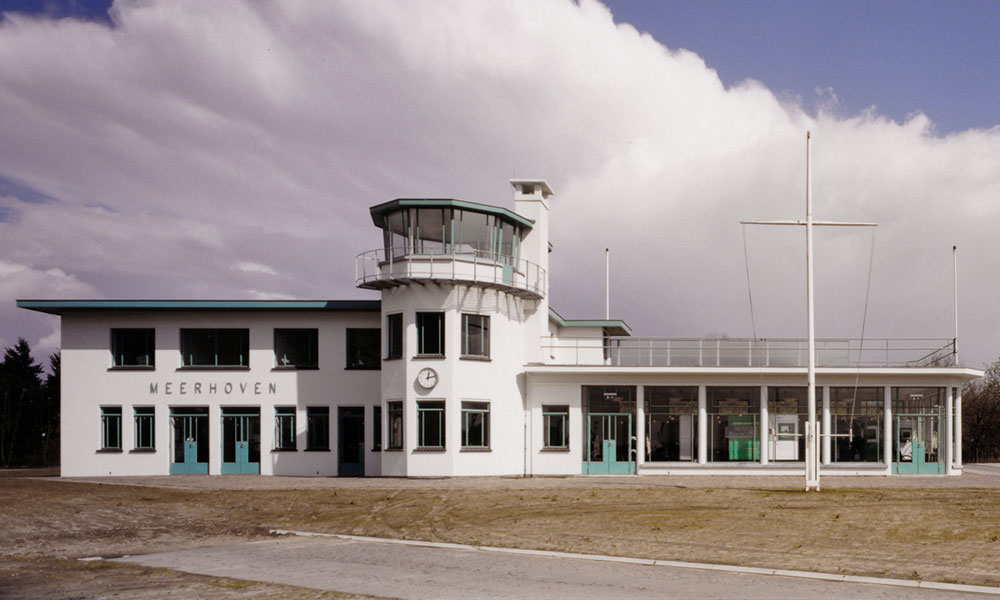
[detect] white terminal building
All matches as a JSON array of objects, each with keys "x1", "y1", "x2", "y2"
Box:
[{"x1": 18, "y1": 179, "x2": 982, "y2": 478}]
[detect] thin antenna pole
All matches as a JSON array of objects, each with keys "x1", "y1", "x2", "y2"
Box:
[
  {"x1": 953, "y1": 245, "x2": 958, "y2": 362},
  {"x1": 805, "y1": 131, "x2": 819, "y2": 491},
  {"x1": 605, "y1": 248, "x2": 610, "y2": 320}
]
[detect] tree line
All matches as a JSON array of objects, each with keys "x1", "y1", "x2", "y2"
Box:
[
  {"x1": 961, "y1": 357, "x2": 1000, "y2": 462},
  {"x1": 0, "y1": 338, "x2": 59, "y2": 467}
]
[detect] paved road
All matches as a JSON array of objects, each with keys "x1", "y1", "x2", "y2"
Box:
[{"x1": 118, "y1": 535, "x2": 991, "y2": 599}]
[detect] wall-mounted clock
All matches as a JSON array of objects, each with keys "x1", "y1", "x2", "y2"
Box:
[{"x1": 416, "y1": 367, "x2": 438, "y2": 389}]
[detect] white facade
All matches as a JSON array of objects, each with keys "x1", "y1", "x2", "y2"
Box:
[{"x1": 19, "y1": 179, "x2": 982, "y2": 477}]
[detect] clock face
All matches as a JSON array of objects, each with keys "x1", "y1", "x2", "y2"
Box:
[{"x1": 416, "y1": 367, "x2": 438, "y2": 389}]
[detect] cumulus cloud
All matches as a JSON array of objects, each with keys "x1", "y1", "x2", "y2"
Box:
[{"x1": 0, "y1": 0, "x2": 997, "y2": 367}]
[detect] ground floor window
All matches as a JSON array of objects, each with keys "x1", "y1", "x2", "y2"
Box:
[
  {"x1": 543, "y1": 405, "x2": 569, "y2": 449},
  {"x1": 645, "y1": 386, "x2": 698, "y2": 462},
  {"x1": 274, "y1": 406, "x2": 296, "y2": 450},
  {"x1": 133, "y1": 407, "x2": 155, "y2": 450},
  {"x1": 101, "y1": 406, "x2": 122, "y2": 450},
  {"x1": 387, "y1": 401, "x2": 403, "y2": 449},
  {"x1": 708, "y1": 387, "x2": 759, "y2": 462},
  {"x1": 307, "y1": 406, "x2": 330, "y2": 450},
  {"x1": 417, "y1": 400, "x2": 445, "y2": 448},
  {"x1": 830, "y1": 387, "x2": 883, "y2": 462},
  {"x1": 461, "y1": 401, "x2": 490, "y2": 449},
  {"x1": 768, "y1": 387, "x2": 807, "y2": 461},
  {"x1": 372, "y1": 406, "x2": 382, "y2": 451}
]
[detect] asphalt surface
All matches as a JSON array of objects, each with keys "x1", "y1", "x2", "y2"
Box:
[{"x1": 117, "y1": 535, "x2": 995, "y2": 599}]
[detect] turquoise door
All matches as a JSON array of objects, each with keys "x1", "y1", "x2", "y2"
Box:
[
  {"x1": 583, "y1": 413, "x2": 634, "y2": 474},
  {"x1": 893, "y1": 413, "x2": 943, "y2": 474},
  {"x1": 171, "y1": 410, "x2": 208, "y2": 474},
  {"x1": 221, "y1": 410, "x2": 260, "y2": 474}
]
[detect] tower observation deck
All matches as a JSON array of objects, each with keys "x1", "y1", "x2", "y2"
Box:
[{"x1": 355, "y1": 198, "x2": 547, "y2": 299}]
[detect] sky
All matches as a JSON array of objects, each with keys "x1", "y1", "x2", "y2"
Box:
[{"x1": 0, "y1": 0, "x2": 998, "y2": 370}]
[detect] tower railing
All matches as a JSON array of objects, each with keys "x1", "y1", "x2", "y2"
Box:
[{"x1": 355, "y1": 246, "x2": 546, "y2": 299}]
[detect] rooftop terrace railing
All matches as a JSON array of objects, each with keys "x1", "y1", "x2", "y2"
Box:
[
  {"x1": 540, "y1": 337, "x2": 958, "y2": 368},
  {"x1": 356, "y1": 247, "x2": 546, "y2": 299}
]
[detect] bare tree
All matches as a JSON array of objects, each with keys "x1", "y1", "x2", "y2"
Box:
[{"x1": 963, "y1": 358, "x2": 1000, "y2": 463}]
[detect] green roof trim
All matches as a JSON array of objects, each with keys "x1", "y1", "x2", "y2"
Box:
[
  {"x1": 549, "y1": 308, "x2": 632, "y2": 336},
  {"x1": 369, "y1": 198, "x2": 535, "y2": 229},
  {"x1": 17, "y1": 299, "x2": 380, "y2": 316}
]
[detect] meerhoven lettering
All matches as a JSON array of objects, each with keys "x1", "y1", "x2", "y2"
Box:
[{"x1": 149, "y1": 381, "x2": 277, "y2": 395}]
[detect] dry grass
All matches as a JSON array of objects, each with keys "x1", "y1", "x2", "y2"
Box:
[{"x1": 2, "y1": 475, "x2": 1000, "y2": 596}]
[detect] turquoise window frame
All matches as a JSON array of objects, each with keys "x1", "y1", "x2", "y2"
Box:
[
  {"x1": 180, "y1": 328, "x2": 249, "y2": 367},
  {"x1": 274, "y1": 328, "x2": 318, "y2": 369},
  {"x1": 133, "y1": 407, "x2": 155, "y2": 449},
  {"x1": 387, "y1": 401, "x2": 403, "y2": 449},
  {"x1": 417, "y1": 400, "x2": 445, "y2": 448},
  {"x1": 111, "y1": 328, "x2": 155, "y2": 367},
  {"x1": 306, "y1": 406, "x2": 330, "y2": 451},
  {"x1": 101, "y1": 406, "x2": 122, "y2": 450},
  {"x1": 461, "y1": 401, "x2": 490, "y2": 449},
  {"x1": 274, "y1": 406, "x2": 296, "y2": 450},
  {"x1": 416, "y1": 312, "x2": 445, "y2": 357},
  {"x1": 542, "y1": 405, "x2": 569, "y2": 448},
  {"x1": 461, "y1": 314, "x2": 490, "y2": 358}
]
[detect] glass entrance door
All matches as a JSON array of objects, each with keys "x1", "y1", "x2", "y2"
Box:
[
  {"x1": 584, "y1": 413, "x2": 634, "y2": 474},
  {"x1": 171, "y1": 408, "x2": 208, "y2": 474},
  {"x1": 221, "y1": 409, "x2": 260, "y2": 474},
  {"x1": 893, "y1": 413, "x2": 942, "y2": 474}
]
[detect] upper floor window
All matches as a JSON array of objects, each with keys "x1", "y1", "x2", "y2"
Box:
[
  {"x1": 181, "y1": 329, "x2": 249, "y2": 367},
  {"x1": 416, "y1": 312, "x2": 444, "y2": 357},
  {"x1": 274, "y1": 328, "x2": 318, "y2": 369},
  {"x1": 111, "y1": 328, "x2": 154, "y2": 367},
  {"x1": 346, "y1": 328, "x2": 380, "y2": 370},
  {"x1": 386, "y1": 313, "x2": 403, "y2": 359},
  {"x1": 461, "y1": 314, "x2": 489, "y2": 358}
]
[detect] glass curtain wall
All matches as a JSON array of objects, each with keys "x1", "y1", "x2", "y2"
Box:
[
  {"x1": 644, "y1": 386, "x2": 698, "y2": 462},
  {"x1": 768, "y1": 387, "x2": 808, "y2": 462},
  {"x1": 830, "y1": 387, "x2": 883, "y2": 462},
  {"x1": 380, "y1": 208, "x2": 522, "y2": 265},
  {"x1": 708, "y1": 387, "x2": 760, "y2": 462}
]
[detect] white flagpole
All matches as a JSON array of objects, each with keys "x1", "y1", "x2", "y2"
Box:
[{"x1": 805, "y1": 132, "x2": 819, "y2": 491}]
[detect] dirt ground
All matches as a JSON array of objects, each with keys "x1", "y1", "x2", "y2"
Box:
[{"x1": 3, "y1": 469, "x2": 1000, "y2": 598}]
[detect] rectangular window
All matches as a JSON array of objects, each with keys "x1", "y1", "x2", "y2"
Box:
[
  {"x1": 274, "y1": 328, "x2": 318, "y2": 368},
  {"x1": 461, "y1": 401, "x2": 490, "y2": 449},
  {"x1": 346, "y1": 328, "x2": 381, "y2": 370},
  {"x1": 543, "y1": 404, "x2": 569, "y2": 448},
  {"x1": 306, "y1": 406, "x2": 330, "y2": 450},
  {"x1": 387, "y1": 401, "x2": 403, "y2": 450},
  {"x1": 372, "y1": 406, "x2": 382, "y2": 451},
  {"x1": 111, "y1": 328, "x2": 154, "y2": 367},
  {"x1": 461, "y1": 314, "x2": 490, "y2": 358},
  {"x1": 101, "y1": 406, "x2": 122, "y2": 450},
  {"x1": 416, "y1": 312, "x2": 444, "y2": 356},
  {"x1": 133, "y1": 407, "x2": 155, "y2": 450},
  {"x1": 181, "y1": 329, "x2": 249, "y2": 367},
  {"x1": 387, "y1": 313, "x2": 403, "y2": 359},
  {"x1": 417, "y1": 400, "x2": 445, "y2": 448},
  {"x1": 274, "y1": 406, "x2": 296, "y2": 450}
]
